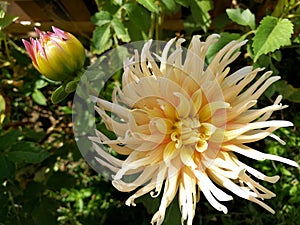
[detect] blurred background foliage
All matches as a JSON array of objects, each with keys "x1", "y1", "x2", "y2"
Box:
[{"x1": 0, "y1": 0, "x2": 300, "y2": 224}]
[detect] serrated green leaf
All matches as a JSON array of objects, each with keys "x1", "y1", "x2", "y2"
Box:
[
  {"x1": 32, "y1": 89, "x2": 47, "y2": 106},
  {"x1": 252, "y1": 16, "x2": 293, "y2": 62},
  {"x1": 206, "y1": 32, "x2": 240, "y2": 63},
  {"x1": 111, "y1": 16, "x2": 130, "y2": 42},
  {"x1": 226, "y1": 8, "x2": 255, "y2": 29},
  {"x1": 91, "y1": 11, "x2": 112, "y2": 26},
  {"x1": 91, "y1": 24, "x2": 113, "y2": 54},
  {"x1": 137, "y1": 0, "x2": 160, "y2": 14}
]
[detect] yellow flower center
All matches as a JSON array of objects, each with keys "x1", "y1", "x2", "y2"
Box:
[{"x1": 170, "y1": 117, "x2": 216, "y2": 152}]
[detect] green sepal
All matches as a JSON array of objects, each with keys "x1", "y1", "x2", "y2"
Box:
[
  {"x1": 51, "y1": 84, "x2": 69, "y2": 104},
  {"x1": 65, "y1": 79, "x2": 79, "y2": 93}
]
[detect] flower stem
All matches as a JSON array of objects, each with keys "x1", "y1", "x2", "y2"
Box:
[
  {"x1": 149, "y1": 12, "x2": 156, "y2": 39},
  {"x1": 239, "y1": 30, "x2": 255, "y2": 41}
]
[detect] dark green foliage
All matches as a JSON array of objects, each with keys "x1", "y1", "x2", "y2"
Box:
[{"x1": 0, "y1": 1, "x2": 300, "y2": 225}]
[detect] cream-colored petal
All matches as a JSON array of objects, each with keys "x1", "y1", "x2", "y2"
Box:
[
  {"x1": 209, "y1": 170, "x2": 275, "y2": 214},
  {"x1": 174, "y1": 92, "x2": 191, "y2": 118},
  {"x1": 151, "y1": 163, "x2": 167, "y2": 198},
  {"x1": 91, "y1": 142, "x2": 123, "y2": 167},
  {"x1": 113, "y1": 165, "x2": 158, "y2": 192},
  {"x1": 221, "y1": 66, "x2": 253, "y2": 89},
  {"x1": 223, "y1": 144, "x2": 299, "y2": 167},
  {"x1": 126, "y1": 182, "x2": 157, "y2": 206},
  {"x1": 180, "y1": 145, "x2": 197, "y2": 169},
  {"x1": 179, "y1": 168, "x2": 197, "y2": 225},
  {"x1": 198, "y1": 101, "x2": 230, "y2": 122},
  {"x1": 160, "y1": 38, "x2": 176, "y2": 74},
  {"x1": 151, "y1": 169, "x2": 180, "y2": 225},
  {"x1": 94, "y1": 106, "x2": 129, "y2": 136},
  {"x1": 196, "y1": 166, "x2": 233, "y2": 202},
  {"x1": 163, "y1": 141, "x2": 179, "y2": 166},
  {"x1": 201, "y1": 123, "x2": 217, "y2": 137},
  {"x1": 190, "y1": 89, "x2": 203, "y2": 116},
  {"x1": 91, "y1": 95, "x2": 130, "y2": 121},
  {"x1": 224, "y1": 120, "x2": 293, "y2": 141},
  {"x1": 195, "y1": 169, "x2": 229, "y2": 213}
]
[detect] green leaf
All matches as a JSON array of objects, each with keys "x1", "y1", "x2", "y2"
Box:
[
  {"x1": 252, "y1": 16, "x2": 293, "y2": 62},
  {"x1": 91, "y1": 11, "x2": 112, "y2": 26},
  {"x1": 189, "y1": 0, "x2": 213, "y2": 32},
  {"x1": 34, "y1": 79, "x2": 48, "y2": 89},
  {"x1": 294, "y1": 34, "x2": 300, "y2": 44},
  {"x1": 111, "y1": 16, "x2": 131, "y2": 42},
  {"x1": 287, "y1": 89, "x2": 300, "y2": 103},
  {"x1": 0, "y1": 130, "x2": 20, "y2": 151},
  {"x1": 91, "y1": 24, "x2": 113, "y2": 54},
  {"x1": 32, "y1": 89, "x2": 47, "y2": 106},
  {"x1": 0, "y1": 156, "x2": 15, "y2": 182},
  {"x1": 271, "y1": 50, "x2": 282, "y2": 62},
  {"x1": 51, "y1": 85, "x2": 68, "y2": 104},
  {"x1": 273, "y1": 80, "x2": 300, "y2": 102},
  {"x1": 0, "y1": 93, "x2": 5, "y2": 124},
  {"x1": 31, "y1": 198, "x2": 58, "y2": 225},
  {"x1": 206, "y1": 32, "x2": 241, "y2": 63},
  {"x1": 226, "y1": 8, "x2": 255, "y2": 29},
  {"x1": 7, "y1": 141, "x2": 50, "y2": 164},
  {"x1": 137, "y1": 0, "x2": 160, "y2": 14},
  {"x1": 59, "y1": 106, "x2": 72, "y2": 114},
  {"x1": 161, "y1": 0, "x2": 178, "y2": 13},
  {"x1": 47, "y1": 172, "x2": 76, "y2": 191},
  {"x1": 123, "y1": 3, "x2": 150, "y2": 40},
  {"x1": 162, "y1": 197, "x2": 181, "y2": 225},
  {"x1": 0, "y1": 14, "x2": 18, "y2": 30},
  {"x1": 175, "y1": 0, "x2": 189, "y2": 7},
  {"x1": 272, "y1": 0, "x2": 288, "y2": 17},
  {"x1": 136, "y1": 194, "x2": 160, "y2": 214}
]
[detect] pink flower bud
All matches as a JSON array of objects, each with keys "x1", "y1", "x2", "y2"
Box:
[{"x1": 23, "y1": 26, "x2": 85, "y2": 81}]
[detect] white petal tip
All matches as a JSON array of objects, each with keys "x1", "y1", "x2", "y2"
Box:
[{"x1": 221, "y1": 206, "x2": 228, "y2": 214}]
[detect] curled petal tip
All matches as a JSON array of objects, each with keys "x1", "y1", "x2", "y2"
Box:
[
  {"x1": 22, "y1": 38, "x2": 29, "y2": 46},
  {"x1": 34, "y1": 27, "x2": 42, "y2": 35}
]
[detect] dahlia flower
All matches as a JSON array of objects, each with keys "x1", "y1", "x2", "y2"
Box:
[
  {"x1": 89, "y1": 35, "x2": 298, "y2": 225},
  {"x1": 23, "y1": 26, "x2": 85, "y2": 81}
]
